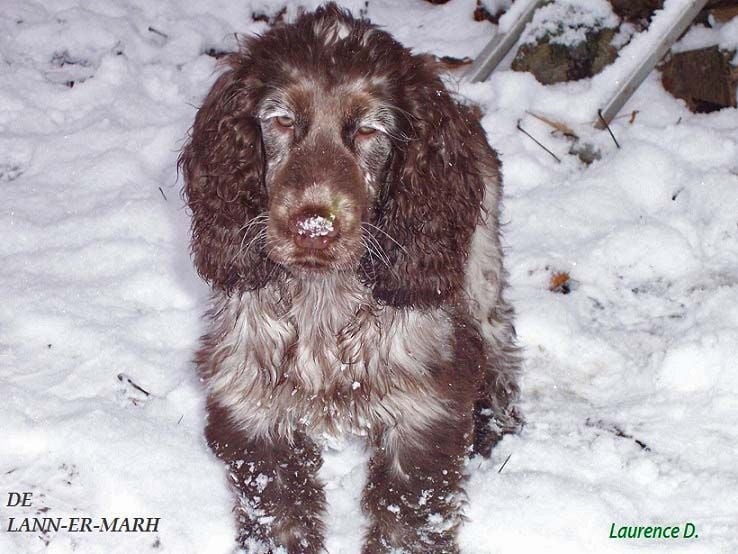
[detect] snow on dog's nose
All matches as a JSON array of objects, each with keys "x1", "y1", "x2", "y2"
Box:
[{"x1": 289, "y1": 209, "x2": 338, "y2": 250}]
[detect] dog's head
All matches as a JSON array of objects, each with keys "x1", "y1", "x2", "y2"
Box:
[{"x1": 180, "y1": 4, "x2": 494, "y2": 307}]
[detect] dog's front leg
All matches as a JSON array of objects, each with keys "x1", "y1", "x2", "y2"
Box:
[
  {"x1": 362, "y1": 411, "x2": 471, "y2": 553},
  {"x1": 204, "y1": 399, "x2": 326, "y2": 553}
]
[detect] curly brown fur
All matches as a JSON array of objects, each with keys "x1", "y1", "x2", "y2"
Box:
[{"x1": 180, "y1": 4, "x2": 522, "y2": 552}]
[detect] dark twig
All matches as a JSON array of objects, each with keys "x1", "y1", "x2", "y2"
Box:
[
  {"x1": 147, "y1": 26, "x2": 168, "y2": 40},
  {"x1": 597, "y1": 109, "x2": 620, "y2": 149},
  {"x1": 586, "y1": 418, "x2": 650, "y2": 451},
  {"x1": 516, "y1": 120, "x2": 561, "y2": 163},
  {"x1": 117, "y1": 373, "x2": 151, "y2": 396},
  {"x1": 498, "y1": 453, "x2": 512, "y2": 474}
]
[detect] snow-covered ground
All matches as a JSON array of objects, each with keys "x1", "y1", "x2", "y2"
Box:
[{"x1": 1, "y1": 0, "x2": 737, "y2": 552}]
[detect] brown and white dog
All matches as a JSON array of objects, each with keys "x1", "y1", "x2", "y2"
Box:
[{"x1": 179, "y1": 4, "x2": 521, "y2": 552}]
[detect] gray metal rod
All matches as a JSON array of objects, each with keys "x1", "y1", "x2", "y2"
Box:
[
  {"x1": 464, "y1": 0, "x2": 547, "y2": 83},
  {"x1": 596, "y1": 0, "x2": 708, "y2": 128}
]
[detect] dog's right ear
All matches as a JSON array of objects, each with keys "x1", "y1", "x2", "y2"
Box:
[{"x1": 179, "y1": 55, "x2": 275, "y2": 293}]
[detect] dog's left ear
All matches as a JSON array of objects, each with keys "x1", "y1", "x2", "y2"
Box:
[{"x1": 369, "y1": 56, "x2": 497, "y2": 308}]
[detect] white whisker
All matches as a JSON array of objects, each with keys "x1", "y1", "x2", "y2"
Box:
[
  {"x1": 361, "y1": 233, "x2": 392, "y2": 269},
  {"x1": 232, "y1": 215, "x2": 269, "y2": 263},
  {"x1": 362, "y1": 222, "x2": 407, "y2": 254},
  {"x1": 361, "y1": 232, "x2": 390, "y2": 268}
]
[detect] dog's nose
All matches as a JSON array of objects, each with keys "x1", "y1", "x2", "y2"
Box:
[{"x1": 289, "y1": 209, "x2": 338, "y2": 250}]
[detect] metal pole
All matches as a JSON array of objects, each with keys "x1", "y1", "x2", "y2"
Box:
[
  {"x1": 463, "y1": 0, "x2": 546, "y2": 83},
  {"x1": 595, "y1": 0, "x2": 708, "y2": 128}
]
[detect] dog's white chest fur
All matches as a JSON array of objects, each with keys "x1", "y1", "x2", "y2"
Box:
[{"x1": 204, "y1": 274, "x2": 453, "y2": 443}]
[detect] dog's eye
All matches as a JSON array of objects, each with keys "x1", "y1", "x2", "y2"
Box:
[
  {"x1": 356, "y1": 126, "x2": 377, "y2": 137},
  {"x1": 275, "y1": 115, "x2": 295, "y2": 128}
]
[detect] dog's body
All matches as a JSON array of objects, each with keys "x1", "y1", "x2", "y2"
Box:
[{"x1": 181, "y1": 5, "x2": 520, "y2": 552}]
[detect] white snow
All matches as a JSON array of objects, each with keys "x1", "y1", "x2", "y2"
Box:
[
  {"x1": 297, "y1": 215, "x2": 335, "y2": 237},
  {"x1": 521, "y1": 0, "x2": 619, "y2": 47},
  {"x1": 1, "y1": 1, "x2": 737, "y2": 553}
]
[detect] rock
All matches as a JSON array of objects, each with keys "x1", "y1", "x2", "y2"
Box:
[
  {"x1": 609, "y1": 0, "x2": 664, "y2": 23},
  {"x1": 661, "y1": 46, "x2": 737, "y2": 113},
  {"x1": 706, "y1": 3, "x2": 738, "y2": 23},
  {"x1": 512, "y1": 27, "x2": 618, "y2": 84},
  {"x1": 474, "y1": 0, "x2": 506, "y2": 24},
  {"x1": 511, "y1": 1, "x2": 619, "y2": 85}
]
